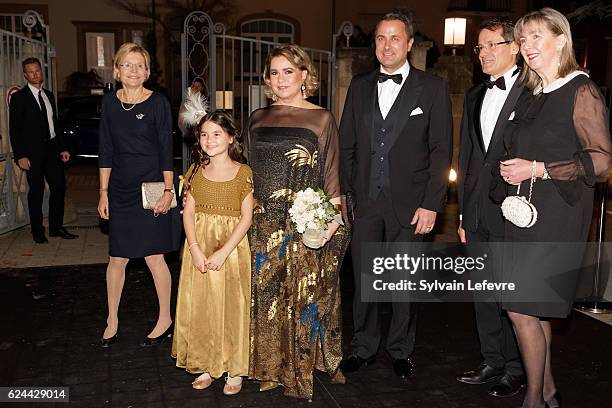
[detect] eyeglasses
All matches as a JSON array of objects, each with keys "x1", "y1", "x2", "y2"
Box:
[
  {"x1": 118, "y1": 63, "x2": 147, "y2": 71},
  {"x1": 473, "y1": 40, "x2": 512, "y2": 55}
]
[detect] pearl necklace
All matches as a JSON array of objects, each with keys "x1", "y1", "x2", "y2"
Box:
[{"x1": 118, "y1": 89, "x2": 143, "y2": 111}]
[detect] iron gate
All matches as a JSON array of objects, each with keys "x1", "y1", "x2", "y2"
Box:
[
  {"x1": 180, "y1": 11, "x2": 352, "y2": 171},
  {"x1": 0, "y1": 10, "x2": 55, "y2": 233}
]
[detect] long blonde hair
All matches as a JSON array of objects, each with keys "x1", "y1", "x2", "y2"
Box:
[{"x1": 514, "y1": 7, "x2": 582, "y2": 90}]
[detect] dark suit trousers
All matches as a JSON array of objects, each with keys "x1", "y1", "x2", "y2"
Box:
[
  {"x1": 350, "y1": 192, "x2": 420, "y2": 360},
  {"x1": 25, "y1": 139, "x2": 66, "y2": 234},
  {"x1": 466, "y1": 223, "x2": 522, "y2": 376}
]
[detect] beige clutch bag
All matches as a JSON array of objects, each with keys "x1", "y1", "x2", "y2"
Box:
[{"x1": 141, "y1": 182, "x2": 177, "y2": 210}]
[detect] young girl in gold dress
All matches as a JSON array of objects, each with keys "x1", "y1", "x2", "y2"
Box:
[{"x1": 171, "y1": 111, "x2": 254, "y2": 396}]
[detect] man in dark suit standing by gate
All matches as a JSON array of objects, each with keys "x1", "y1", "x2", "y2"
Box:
[
  {"x1": 9, "y1": 57, "x2": 77, "y2": 243},
  {"x1": 339, "y1": 12, "x2": 452, "y2": 378},
  {"x1": 456, "y1": 19, "x2": 525, "y2": 397}
]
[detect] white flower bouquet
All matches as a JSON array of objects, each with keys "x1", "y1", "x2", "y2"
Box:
[{"x1": 289, "y1": 187, "x2": 342, "y2": 249}]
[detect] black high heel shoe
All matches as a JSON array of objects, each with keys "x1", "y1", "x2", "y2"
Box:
[
  {"x1": 545, "y1": 392, "x2": 561, "y2": 408},
  {"x1": 100, "y1": 332, "x2": 118, "y2": 348},
  {"x1": 140, "y1": 323, "x2": 173, "y2": 347}
]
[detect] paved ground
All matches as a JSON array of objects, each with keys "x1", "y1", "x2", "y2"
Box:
[
  {"x1": 0, "y1": 262, "x2": 611, "y2": 408},
  {"x1": 1, "y1": 159, "x2": 611, "y2": 407},
  {"x1": 0, "y1": 159, "x2": 108, "y2": 268}
]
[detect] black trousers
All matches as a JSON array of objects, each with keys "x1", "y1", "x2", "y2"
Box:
[
  {"x1": 350, "y1": 193, "x2": 420, "y2": 360},
  {"x1": 25, "y1": 140, "x2": 66, "y2": 234},
  {"x1": 466, "y1": 224, "x2": 523, "y2": 377}
]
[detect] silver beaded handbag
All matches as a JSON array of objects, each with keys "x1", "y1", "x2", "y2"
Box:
[
  {"x1": 501, "y1": 161, "x2": 538, "y2": 228},
  {"x1": 141, "y1": 182, "x2": 177, "y2": 210}
]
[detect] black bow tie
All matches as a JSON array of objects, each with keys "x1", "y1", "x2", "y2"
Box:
[
  {"x1": 378, "y1": 73, "x2": 403, "y2": 84},
  {"x1": 484, "y1": 76, "x2": 506, "y2": 90}
]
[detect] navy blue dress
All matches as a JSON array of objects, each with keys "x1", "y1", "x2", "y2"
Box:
[{"x1": 98, "y1": 92, "x2": 179, "y2": 258}]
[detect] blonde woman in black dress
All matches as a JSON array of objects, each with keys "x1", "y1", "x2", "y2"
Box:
[
  {"x1": 98, "y1": 43, "x2": 178, "y2": 347},
  {"x1": 497, "y1": 9, "x2": 611, "y2": 408}
]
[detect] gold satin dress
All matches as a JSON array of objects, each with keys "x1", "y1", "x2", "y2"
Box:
[{"x1": 171, "y1": 164, "x2": 253, "y2": 378}]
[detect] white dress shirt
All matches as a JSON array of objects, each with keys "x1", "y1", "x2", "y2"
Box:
[
  {"x1": 479, "y1": 65, "x2": 518, "y2": 151},
  {"x1": 377, "y1": 60, "x2": 410, "y2": 119},
  {"x1": 28, "y1": 82, "x2": 56, "y2": 139}
]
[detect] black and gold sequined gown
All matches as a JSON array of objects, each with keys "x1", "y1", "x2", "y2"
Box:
[{"x1": 243, "y1": 105, "x2": 350, "y2": 399}]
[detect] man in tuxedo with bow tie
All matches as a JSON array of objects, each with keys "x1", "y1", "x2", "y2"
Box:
[
  {"x1": 339, "y1": 12, "x2": 452, "y2": 378},
  {"x1": 456, "y1": 18, "x2": 525, "y2": 397},
  {"x1": 9, "y1": 57, "x2": 77, "y2": 243}
]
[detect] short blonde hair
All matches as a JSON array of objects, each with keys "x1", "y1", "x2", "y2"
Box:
[
  {"x1": 113, "y1": 42, "x2": 151, "y2": 81},
  {"x1": 263, "y1": 44, "x2": 319, "y2": 99},
  {"x1": 515, "y1": 8, "x2": 582, "y2": 90}
]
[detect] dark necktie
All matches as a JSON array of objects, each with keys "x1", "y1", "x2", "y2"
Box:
[
  {"x1": 38, "y1": 90, "x2": 51, "y2": 140},
  {"x1": 378, "y1": 73, "x2": 403, "y2": 84},
  {"x1": 484, "y1": 76, "x2": 506, "y2": 90}
]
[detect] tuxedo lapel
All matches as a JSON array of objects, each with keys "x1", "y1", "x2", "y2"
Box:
[
  {"x1": 387, "y1": 68, "x2": 423, "y2": 149},
  {"x1": 485, "y1": 83, "x2": 522, "y2": 159},
  {"x1": 473, "y1": 85, "x2": 487, "y2": 154},
  {"x1": 361, "y1": 70, "x2": 378, "y2": 134}
]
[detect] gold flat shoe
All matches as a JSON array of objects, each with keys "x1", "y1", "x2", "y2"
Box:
[
  {"x1": 259, "y1": 380, "x2": 279, "y2": 392},
  {"x1": 223, "y1": 376, "x2": 243, "y2": 395},
  {"x1": 331, "y1": 369, "x2": 346, "y2": 384},
  {"x1": 192, "y1": 375, "x2": 213, "y2": 390}
]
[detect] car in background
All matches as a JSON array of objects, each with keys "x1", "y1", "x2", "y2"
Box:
[
  {"x1": 58, "y1": 94, "x2": 184, "y2": 160},
  {"x1": 59, "y1": 95, "x2": 102, "y2": 158}
]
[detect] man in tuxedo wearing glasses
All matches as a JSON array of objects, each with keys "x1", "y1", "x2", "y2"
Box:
[
  {"x1": 339, "y1": 12, "x2": 452, "y2": 379},
  {"x1": 9, "y1": 57, "x2": 77, "y2": 243},
  {"x1": 456, "y1": 18, "x2": 526, "y2": 397}
]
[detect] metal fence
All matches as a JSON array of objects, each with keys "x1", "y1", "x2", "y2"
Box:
[
  {"x1": 0, "y1": 10, "x2": 54, "y2": 233},
  {"x1": 211, "y1": 34, "x2": 333, "y2": 130},
  {"x1": 0, "y1": 152, "x2": 28, "y2": 233},
  {"x1": 180, "y1": 11, "x2": 348, "y2": 171}
]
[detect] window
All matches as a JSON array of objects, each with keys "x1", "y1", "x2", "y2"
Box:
[
  {"x1": 74, "y1": 21, "x2": 150, "y2": 88},
  {"x1": 86, "y1": 32, "x2": 115, "y2": 85},
  {"x1": 241, "y1": 19, "x2": 295, "y2": 44},
  {"x1": 240, "y1": 18, "x2": 296, "y2": 75}
]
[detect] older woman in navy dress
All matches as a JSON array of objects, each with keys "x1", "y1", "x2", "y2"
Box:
[{"x1": 98, "y1": 43, "x2": 178, "y2": 347}]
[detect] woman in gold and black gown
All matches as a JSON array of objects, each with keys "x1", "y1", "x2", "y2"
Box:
[{"x1": 243, "y1": 44, "x2": 350, "y2": 400}]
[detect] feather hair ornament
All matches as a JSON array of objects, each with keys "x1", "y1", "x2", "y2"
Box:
[{"x1": 178, "y1": 87, "x2": 208, "y2": 129}]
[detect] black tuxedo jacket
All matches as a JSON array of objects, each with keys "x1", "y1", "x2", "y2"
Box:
[
  {"x1": 9, "y1": 85, "x2": 64, "y2": 161},
  {"x1": 457, "y1": 79, "x2": 526, "y2": 235},
  {"x1": 339, "y1": 66, "x2": 453, "y2": 227}
]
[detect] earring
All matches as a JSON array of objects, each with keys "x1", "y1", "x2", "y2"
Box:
[
  {"x1": 272, "y1": 94, "x2": 278, "y2": 102},
  {"x1": 301, "y1": 84, "x2": 307, "y2": 99}
]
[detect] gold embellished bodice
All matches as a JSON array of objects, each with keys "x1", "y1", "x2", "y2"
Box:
[{"x1": 185, "y1": 164, "x2": 253, "y2": 217}]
